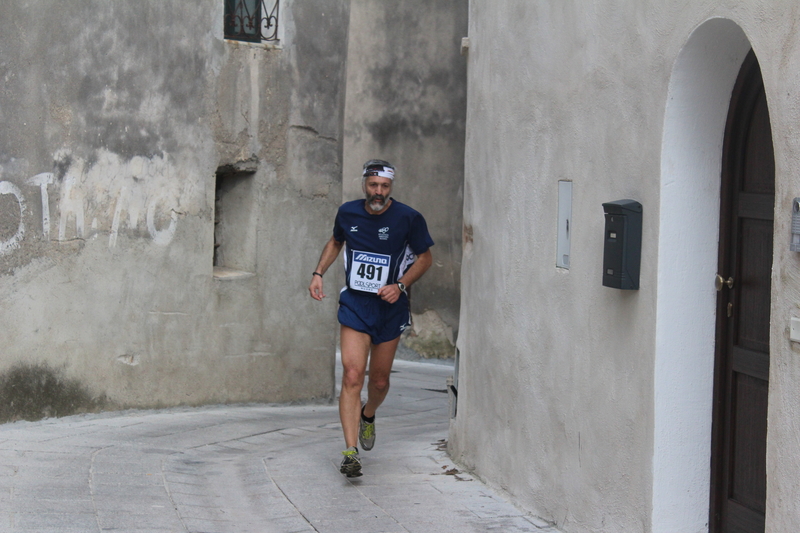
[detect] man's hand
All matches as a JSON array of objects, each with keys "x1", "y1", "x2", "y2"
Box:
[
  {"x1": 376, "y1": 250, "x2": 432, "y2": 304},
  {"x1": 309, "y1": 237, "x2": 343, "y2": 301},
  {"x1": 309, "y1": 275, "x2": 326, "y2": 301},
  {"x1": 377, "y1": 283, "x2": 403, "y2": 304}
]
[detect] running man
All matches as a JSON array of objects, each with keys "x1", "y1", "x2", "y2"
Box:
[{"x1": 308, "y1": 159, "x2": 434, "y2": 477}]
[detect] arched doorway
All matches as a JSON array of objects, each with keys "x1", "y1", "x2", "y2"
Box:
[{"x1": 655, "y1": 19, "x2": 753, "y2": 533}]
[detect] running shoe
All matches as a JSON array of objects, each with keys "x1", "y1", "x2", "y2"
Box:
[
  {"x1": 340, "y1": 447, "x2": 362, "y2": 477},
  {"x1": 359, "y1": 411, "x2": 376, "y2": 451}
]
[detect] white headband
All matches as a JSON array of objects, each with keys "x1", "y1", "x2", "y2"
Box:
[{"x1": 362, "y1": 166, "x2": 395, "y2": 180}]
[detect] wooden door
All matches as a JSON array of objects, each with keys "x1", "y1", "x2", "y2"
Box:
[{"x1": 710, "y1": 51, "x2": 774, "y2": 533}]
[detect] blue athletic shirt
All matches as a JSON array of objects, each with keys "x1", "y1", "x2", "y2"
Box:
[{"x1": 333, "y1": 198, "x2": 434, "y2": 294}]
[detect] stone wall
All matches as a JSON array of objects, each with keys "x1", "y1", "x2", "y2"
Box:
[{"x1": 0, "y1": 0, "x2": 350, "y2": 410}]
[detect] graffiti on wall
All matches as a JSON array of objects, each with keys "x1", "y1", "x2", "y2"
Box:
[
  {"x1": 0, "y1": 181, "x2": 26, "y2": 255},
  {"x1": 0, "y1": 151, "x2": 182, "y2": 256}
]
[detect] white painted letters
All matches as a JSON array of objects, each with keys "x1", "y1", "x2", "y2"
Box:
[
  {"x1": 27, "y1": 173, "x2": 54, "y2": 239},
  {"x1": 0, "y1": 181, "x2": 25, "y2": 255},
  {"x1": 146, "y1": 194, "x2": 178, "y2": 246},
  {"x1": 0, "y1": 153, "x2": 182, "y2": 256},
  {"x1": 57, "y1": 174, "x2": 85, "y2": 241},
  {"x1": 109, "y1": 186, "x2": 144, "y2": 249}
]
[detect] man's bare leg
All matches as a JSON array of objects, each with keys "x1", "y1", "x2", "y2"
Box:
[
  {"x1": 363, "y1": 336, "x2": 401, "y2": 419},
  {"x1": 340, "y1": 326, "x2": 371, "y2": 448}
]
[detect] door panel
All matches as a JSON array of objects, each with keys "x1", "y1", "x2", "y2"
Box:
[
  {"x1": 730, "y1": 372, "x2": 768, "y2": 512},
  {"x1": 741, "y1": 95, "x2": 775, "y2": 195},
  {"x1": 710, "y1": 50, "x2": 773, "y2": 533},
  {"x1": 736, "y1": 218, "x2": 772, "y2": 352}
]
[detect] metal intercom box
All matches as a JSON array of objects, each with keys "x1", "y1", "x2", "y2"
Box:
[{"x1": 602, "y1": 199, "x2": 642, "y2": 290}]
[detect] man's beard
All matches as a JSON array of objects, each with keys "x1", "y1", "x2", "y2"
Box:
[{"x1": 367, "y1": 194, "x2": 386, "y2": 212}]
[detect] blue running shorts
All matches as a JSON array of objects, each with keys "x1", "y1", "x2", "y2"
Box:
[{"x1": 338, "y1": 289, "x2": 411, "y2": 345}]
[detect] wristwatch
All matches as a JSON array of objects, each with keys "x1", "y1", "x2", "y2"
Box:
[{"x1": 397, "y1": 281, "x2": 407, "y2": 294}]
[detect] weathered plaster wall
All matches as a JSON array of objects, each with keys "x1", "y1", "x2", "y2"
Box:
[
  {"x1": 0, "y1": 0, "x2": 349, "y2": 409},
  {"x1": 342, "y1": 0, "x2": 467, "y2": 347},
  {"x1": 451, "y1": 2, "x2": 800, "y2": 532}
]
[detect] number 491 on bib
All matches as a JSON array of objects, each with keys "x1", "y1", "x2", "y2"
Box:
[{"x1": 349, "y1": 250, "x2": 391, "y2": 293}]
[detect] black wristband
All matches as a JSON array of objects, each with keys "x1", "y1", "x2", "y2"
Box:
[{"x1": 312, "y1": 272, "x2": 323, "y2": 278}]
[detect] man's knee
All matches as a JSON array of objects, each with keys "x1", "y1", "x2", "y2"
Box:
[
  {"x1": 370, "y1": 375, "x2": 390, "y2": 393},
  {"x1": 342, "y1": 367, "x2": 365, "y2": 390}
]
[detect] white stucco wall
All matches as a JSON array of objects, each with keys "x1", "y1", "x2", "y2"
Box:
[{"x1": 451, "y1": 2, "x2": 800, "y2": 532}]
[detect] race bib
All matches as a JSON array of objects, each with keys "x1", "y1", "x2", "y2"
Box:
[{"x1": 349, "y1": 250, "x2": 391, "y2": 293}]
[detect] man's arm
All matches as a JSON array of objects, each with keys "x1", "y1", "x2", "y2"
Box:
[
  {"x1": 309, "y1": 236, "x2": 344, "y2": 301},
  {"x1": 376, "y1": 249, "x2": 433, "y2": 304}
]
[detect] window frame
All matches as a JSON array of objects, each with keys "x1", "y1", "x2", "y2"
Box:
[{"x1": 223, "y1": 0, "x2": 279, "y2": 44}]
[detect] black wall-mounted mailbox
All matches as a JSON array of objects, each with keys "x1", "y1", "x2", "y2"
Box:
[{"x1": 602, "y1": 199, "x2": 642, "y2": 290}]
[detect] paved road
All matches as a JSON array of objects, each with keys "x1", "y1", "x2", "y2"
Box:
[{"x1": 0, "y1": 358, "x2": 557, "y2": 532}]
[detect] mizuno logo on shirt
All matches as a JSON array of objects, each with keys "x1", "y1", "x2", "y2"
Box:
[
  {"x1": 354, "y1": 253, "x2": 389, "y2": 265},
  {"x1": 350, "y1": 226, "x2": 358, "y2": 232}
]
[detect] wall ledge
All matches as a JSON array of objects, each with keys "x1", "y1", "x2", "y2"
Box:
[{"x1": 213, "y1": 266, "x2": 256, "y2": 280}]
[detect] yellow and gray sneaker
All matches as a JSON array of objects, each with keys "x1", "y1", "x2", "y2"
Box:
[
  {"x1": 359, "y1": 409, "x2": 376, "y2": 451},
  {"x1": 340, "y1": 447, "x2": 362, "y2": 477}
]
